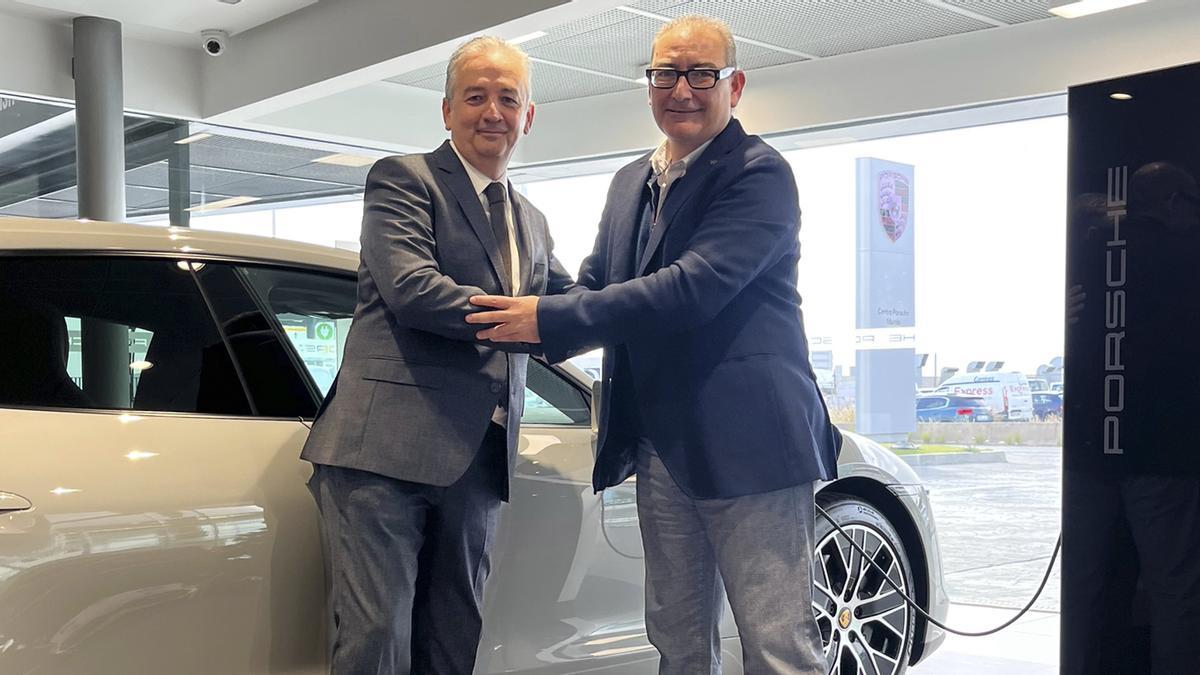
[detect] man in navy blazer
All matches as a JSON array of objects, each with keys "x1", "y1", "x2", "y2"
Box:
[{"x1": 469, "y1": 15, "x2": 840, "y2": 674}]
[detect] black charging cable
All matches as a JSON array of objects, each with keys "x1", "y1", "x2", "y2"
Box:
[
  {"x1": 814, "y1": 503, "x2": 1061, "y2": 637},
  {"x1": 294, "y1": 411, "x2": 1058, "y2": 637}
]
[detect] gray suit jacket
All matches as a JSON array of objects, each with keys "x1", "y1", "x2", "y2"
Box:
[{"x1": 301, "y1": 141, "x2": 574, "y2": 495}]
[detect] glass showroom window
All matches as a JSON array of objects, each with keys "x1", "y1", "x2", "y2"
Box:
[{"x1": 0, "y1": 93, "x2": 376, "y2": 243}]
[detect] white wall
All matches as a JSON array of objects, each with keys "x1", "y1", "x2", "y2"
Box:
[{"x1": 0, "y1": 12, "x2": 200, "y2": 117}]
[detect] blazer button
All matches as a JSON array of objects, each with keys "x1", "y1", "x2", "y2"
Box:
[{"x1": 490, "y1": 383, "x2": 503, "y2": 394}]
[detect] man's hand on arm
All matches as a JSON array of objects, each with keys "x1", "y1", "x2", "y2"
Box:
[{"x1": 467, "y1": 295, "x2": 542, "y2": 343}]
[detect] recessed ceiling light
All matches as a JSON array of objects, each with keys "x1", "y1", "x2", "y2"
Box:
[
  {"x1": 175, "y1": 132, "x2": 212, "y2": 145},
  {"x1": 186, "y1": 195, "x2": 260, "y2": 213},
  {"x1": 313, "y1": 153, "x2": 377, "y2": 167},
  {"x1": 1110, "y1": 92, "x2": 1133, "y2": 100},
  {"x1": 510, "y1": 30, "x2": 548, "y2": 45},
  {"x1": 1048, "y1": 0, "x2": 1147, "y2": 19}
]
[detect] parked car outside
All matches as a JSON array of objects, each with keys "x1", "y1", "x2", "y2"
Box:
[
  {"x1": 1032, "y1": 391, "x2": 1064, "y2": 419},
  {"x1": 916, "y1": 394, "x2": 993, "y2": 423},
  {"x1": 0, "y1": 218, "x2": 948, "y2": 675},
  {"x1": 935, "y1": 371, "x2": 1034, "y2": 421}
]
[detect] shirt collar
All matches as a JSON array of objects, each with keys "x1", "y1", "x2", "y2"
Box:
[
  {"x1": 649, "y1": 121, "x2": 728, "y2": 178},
  {"x1": 449, "y1": 140, "x2": 506, "y2": 197}
]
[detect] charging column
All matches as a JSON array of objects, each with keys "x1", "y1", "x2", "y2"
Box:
[{"x1": 1063, "y1": 62, "x2": 1200, "y2": 674}]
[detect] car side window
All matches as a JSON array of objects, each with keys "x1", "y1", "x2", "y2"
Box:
[
  {"x1": 236, "y1": 266, "x2": 356, "y2": 398},
  {"x1": 231, "y1": 263, "x2": 590, "y2": 426},
  {"x1": 916, "y1": 397, "x2": 945, "y2": 410},
  {"x1": 0, "y1": 256, "x2": 251, "y2": 415},
  {"x1": 522, "y1": 359, "x2": 589, "y2": 426},
  {"x1": 189, "y1": 263, "x2": 322, "y2": 418}
]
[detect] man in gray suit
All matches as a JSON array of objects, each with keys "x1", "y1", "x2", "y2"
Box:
[{"x1": 301, "y1": 36, "x2": 574, "y2": 675}]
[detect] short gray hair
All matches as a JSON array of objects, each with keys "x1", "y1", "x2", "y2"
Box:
[
  {"x1": 444, "y1": 36, "x2": 532, "y2": 102},
  {"x1": 652, "y1": 15, "x2": 737, "y2": 67}
]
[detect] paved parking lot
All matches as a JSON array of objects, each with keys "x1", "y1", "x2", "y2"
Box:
[
  {"x1": 910, "y1": 445, "x2": 1062, "y2": 612},
  {"x1": 908, "y1": 445, "x2": 1062, "y2": 672}
]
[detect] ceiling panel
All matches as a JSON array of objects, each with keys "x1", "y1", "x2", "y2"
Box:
[
  {"x1": 945, "y1": 0, "x2": 1054, "y2": 25},
  {"x1": 186, "y1": 135, "x2": 325, "y2": 175},
  {"x1": 385, "y1": 0, "x2": 1039, "y2": 105},
  {"x1": 527, "y1": 14, "x2": 662, "y2": 80},
  {"x1": 276, "y1": 161, "x2": 373, "y2": 188},
  {"x1": 643, "y1": 0, "x2": 991, "y2": 57},
  {"x1": 48, "y1": 184, "x2": 169, "y2": 209},
  {"x1": 211, "y1": 174, "x2": 355, "y2": 200},
  {"x1": 523, "y1": 10, "x2": 804, "y2": 78},
  {"x1": 526, "y1": 60, "x2": 641, "y2": 103},
  {"x1": 797, "y1": 8, "x2": 993, "y2": 57},
  {"x1": 387, "y1": 62, "x2": 447, "y2": 89},
  {"x1": 399, "y1": 59, "x2": 640, "y2": 104}
]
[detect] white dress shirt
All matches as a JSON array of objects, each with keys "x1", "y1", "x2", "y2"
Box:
[
  {"x1": 450, "y1": 142, "x2": 522, "y2": 294},
  {"x1": 450, "y1": 142, "x2": 522, "y2": 428}
]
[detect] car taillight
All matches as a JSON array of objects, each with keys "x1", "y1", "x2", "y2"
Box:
[{"x1": 956, "y1": 408, "x2": 973, "y2": 416}]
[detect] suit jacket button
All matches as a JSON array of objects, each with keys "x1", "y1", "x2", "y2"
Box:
[{"x1": 490, "y1": 383, "x2": 503, "y2": 394}]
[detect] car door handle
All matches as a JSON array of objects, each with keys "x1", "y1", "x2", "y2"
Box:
[{"x1": 0, "y1": 492, "x2": 33, "y2": 512}]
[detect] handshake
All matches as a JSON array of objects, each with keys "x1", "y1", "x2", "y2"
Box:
[{"x1": 466, "y1": 294, "x2": 543, "y2": 343}]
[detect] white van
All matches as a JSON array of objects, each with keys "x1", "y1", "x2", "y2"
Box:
[{"x1": 934, "y1": 372, "x2": 1034, "y2": 421}]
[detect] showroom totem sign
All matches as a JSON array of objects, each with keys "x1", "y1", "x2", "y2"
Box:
[
  {"x1": 855, "y1": 158, "x2": 916, "y2": 441},
  {"x1": 1063, "y1": 61, "x2": 1200, "y2": 674}
]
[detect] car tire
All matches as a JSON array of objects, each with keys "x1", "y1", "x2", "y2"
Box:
[{"x1": 811, "y1": 493, "x2": 916, "y2": 675}]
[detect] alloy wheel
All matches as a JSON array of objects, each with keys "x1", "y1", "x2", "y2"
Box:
[{"x1": 812, "y1": 522, "x2": 911, "y2": 675}]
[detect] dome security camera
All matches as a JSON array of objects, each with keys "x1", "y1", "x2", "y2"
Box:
[{"x1": 201, "y1": 30, "x2": 229, "y2": 57}]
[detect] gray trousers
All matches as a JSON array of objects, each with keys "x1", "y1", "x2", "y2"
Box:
[
  {"x1": 636, "y1": 448, "x2": 825, "y2": 675},
  {"x1": 308, "y1": 424, "x2": 507, "y2": 675}
]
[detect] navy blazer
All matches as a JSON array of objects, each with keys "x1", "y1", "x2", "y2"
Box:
[{"x1": 537, "y1": 119, "x2": 841, "y2": 499}]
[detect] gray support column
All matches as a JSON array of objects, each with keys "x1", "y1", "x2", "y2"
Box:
[
  {"x1": 74, "y1": 16, "x2": 126, "y2": 221},
  {"x1": 168, "y1": 123, "x2": 192, "y2": 227},
  {"x1": 74, "y1": 16, "x2": 130, "y2": 408}
]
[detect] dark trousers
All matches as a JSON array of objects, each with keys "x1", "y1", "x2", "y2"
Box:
[
  {"x1": 308, "y1": 424, "x2": 507, "y2": 675},
  {"x1": 1062, "y1": 471, "x2": 1200, "y2": 675}
]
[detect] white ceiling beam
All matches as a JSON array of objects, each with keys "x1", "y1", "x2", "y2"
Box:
[{"x1": 529, "y1": 56, "x2": 643, "y2": 84}]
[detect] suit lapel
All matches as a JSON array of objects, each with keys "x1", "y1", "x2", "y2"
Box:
[
  {"x1": 615, "y1": 157, "x2": 653, "y2": 282},
  {"x1": 430, "y1": 141, "x2": 511, "y2": 295},
  {"x1": 637, "y1": 120, "x2": 747, "y2": 277}
]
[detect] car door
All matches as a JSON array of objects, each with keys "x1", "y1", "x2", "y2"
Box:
[
  {"x1": 0, "y1": 255, "x2": 327, "y2": 675},
  {"x1": 475, "y1": 359, "x2": 660, "y2": 673}
]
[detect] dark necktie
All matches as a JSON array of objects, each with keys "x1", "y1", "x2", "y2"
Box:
[{"x1": 483, "y1": 181, "x2": 512, "y2": 288}]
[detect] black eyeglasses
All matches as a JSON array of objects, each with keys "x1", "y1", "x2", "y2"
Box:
[{"x1": 645, "y1": 67, "x2": 736, "y2": 90}]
